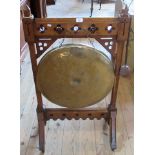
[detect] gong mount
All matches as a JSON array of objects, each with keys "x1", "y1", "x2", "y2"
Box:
[{"x1": 22, "y1": 4, "x2": 131, "y2": 152}]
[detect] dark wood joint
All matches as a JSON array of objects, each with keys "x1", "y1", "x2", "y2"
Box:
[
  {"x1": 37, "y1": 110, "x2": 46, "y2": 126},
  {"x1": 108, "y1": 105, "x2": 117, "y2": 113}
]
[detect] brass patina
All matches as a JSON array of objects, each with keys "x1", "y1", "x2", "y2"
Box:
[{"x1": 36, "y1": 44, "x2": 114, "y2": 108}]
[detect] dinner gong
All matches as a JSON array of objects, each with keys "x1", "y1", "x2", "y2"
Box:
[{"x1": 36, "y1": 44, "x2": 114, "y2": 108}]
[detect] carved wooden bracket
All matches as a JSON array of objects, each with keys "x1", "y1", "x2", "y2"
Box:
[
  {"x1": 96, "y1": 38, "x2": 116, "y2": 58},
  {"x1": 36, "y1": 38, "x2": 57, "y2": 58}
]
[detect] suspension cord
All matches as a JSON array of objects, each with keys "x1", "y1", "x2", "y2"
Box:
[{"x1": 59, "y1": 38, "x2": 65, "y2": 48}]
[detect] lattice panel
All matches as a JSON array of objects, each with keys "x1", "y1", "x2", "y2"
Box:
[{"x1": 36, "y1": 38, "x2": 57, "y2": 58}]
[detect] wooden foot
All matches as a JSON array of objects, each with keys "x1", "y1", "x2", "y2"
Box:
[
  {"x1": 37, "y1": 112, "x2": 45, "y2": 153},
  {"x1": 110, "y1": 111, "x2": 117, "y2": 151}
]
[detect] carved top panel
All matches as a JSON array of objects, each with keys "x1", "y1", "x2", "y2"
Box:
[
  {"x1": 23, "y1": 17, "x2": 131, "y2": 42},
  {"x1": 33, "y1": 18, "x2": 120, "y2": 37}
]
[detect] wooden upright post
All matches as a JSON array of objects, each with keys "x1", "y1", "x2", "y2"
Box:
[
  {"x1": 109, "y1": 5, "x2": 131, "y2": 150},
  {"x1": 109, "y1": 40, "x2": 125, "y2": 150},
  {"x1": 28, "y1": 42, "x2": 45, "y2": 152}
]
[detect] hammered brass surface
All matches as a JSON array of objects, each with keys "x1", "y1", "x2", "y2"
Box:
[{"x1": 36, "y1": 44, "x2": 114, "y2": 108}]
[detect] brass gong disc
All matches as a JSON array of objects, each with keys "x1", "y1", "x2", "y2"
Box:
[{"x1": 36, "y1": 44, "x2": 114, "y2": 108}]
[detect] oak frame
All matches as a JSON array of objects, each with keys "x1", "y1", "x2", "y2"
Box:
[{"x1": 22, "y1": 3, "x2": 131, "y2": 152}]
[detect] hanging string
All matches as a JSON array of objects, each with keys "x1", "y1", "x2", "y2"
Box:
[
  {"x1": 89, "y1": 38, "x2": 95, "y2": 48},
  {"x1": 85, "y1": 29, "x2": 95, "y2": 48},
  {"x1": 59, "y1": 38, "x2": 65, "y2": 48}
]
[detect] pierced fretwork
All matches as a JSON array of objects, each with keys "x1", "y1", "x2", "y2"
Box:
[
  {"x1": 36, "y1": 38, "x2": 57, "y2": 58},
  {"x1": 96, "y1": 38, "x2": 116, "y2": 58}
]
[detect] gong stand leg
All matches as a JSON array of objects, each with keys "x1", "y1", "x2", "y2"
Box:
[
  {"x1": 108, "y1": 40, "x2": 125, "y2": 151},
  {"x1": 37, "y1": 109, "x2": 45, "y2": 152},
  {"x1": 110, "y1": 110, "x2": 116, "y2": 151},
  {"x1": 28, "y1": 42, "x2": 45, "y2": 152}
]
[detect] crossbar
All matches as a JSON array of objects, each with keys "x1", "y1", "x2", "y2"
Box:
[{"x1": 44, "y1": 108, "x2": 109, "y2": 121}]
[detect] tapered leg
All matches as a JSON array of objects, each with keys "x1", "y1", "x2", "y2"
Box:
[
  {"x1": 37, "y1": 111, "x2": 45, "y2": 153},
  {"x1": 110, "y1": 111, "x2": 117, "y2": 151}
]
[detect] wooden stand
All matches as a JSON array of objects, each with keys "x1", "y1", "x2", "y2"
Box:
[{"x1": 22, "y1": 3, "x2": 131, "y2": 153}]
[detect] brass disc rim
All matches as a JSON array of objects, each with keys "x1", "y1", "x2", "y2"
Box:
[{"x1": 36, "y1": 44, "x2": 114, "y2": 108}]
